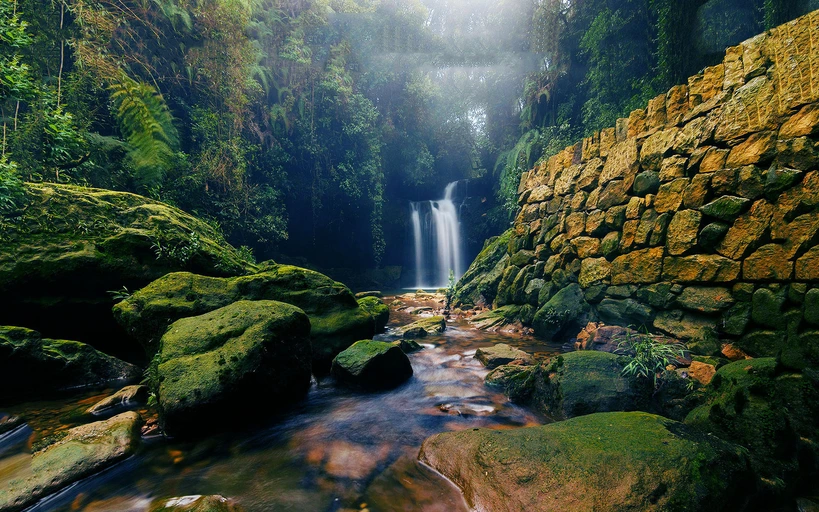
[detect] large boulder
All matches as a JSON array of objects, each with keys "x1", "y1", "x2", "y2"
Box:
[
  {"x1": 486, "y1": 351, "x2": 647, "y2": 420},
  {"x1": 331, "y1": 340, "x2": 413, "y2": 390},
  {"x1": 357, "y1": 296, "x2": 390, "y2": 332},
  {"x1": 0, "y1": 412, "x2": 141, "y2": 512},
  {"x1": 0, "y1": 326, "x2": 140, "y2": 403},
  {"x1": 0, "y1": 183, "x2": 253, "y2": 350},
  {"x1": 420, "y1": 411, "x2": 753, "y2": 512},
  {"x1": 452, "y1": 229, "x2": 513, "y2": 307},
  {"x1": 474, "y1": 344, "x2": 533, "y2": 369},
  {"x1": 114, "y1": 264, "x2": 375, "y2": 367},
  {"x1": 685, "y1": 358, "x2": 819, "y2": 498},
  {"x1": 152, "y1": 300, "x2": 312, "y2": 435}
]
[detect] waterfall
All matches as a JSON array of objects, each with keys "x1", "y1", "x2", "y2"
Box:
[{"x1": 409, "y1": 181, "x2": 467, "y2": 289}]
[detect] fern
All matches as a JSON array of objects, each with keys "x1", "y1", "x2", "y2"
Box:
[{"x1": 109, "y1": 76, "x2": 179, "y2": 189}]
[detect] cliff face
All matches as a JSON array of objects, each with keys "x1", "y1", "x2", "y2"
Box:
[{"x1": 489, "y1": 10, "x2": 819, "y2": 362}]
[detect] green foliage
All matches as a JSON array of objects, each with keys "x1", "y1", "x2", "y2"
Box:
[
  {"x1": 150, "y1": 230, "x2": 201, "y2": 265},
  {"x1": 109, "y1": 77, "x2": 180, "y2": 190},
  {"x1": 616, "y1": 330, "x2": 688, "y2": 387},
  {"x1": 0, "y1": 156, "x2": 25, "y2": 214},
  {"x1": 107, "y1": 286, "x2": 132, "y2": 302}
]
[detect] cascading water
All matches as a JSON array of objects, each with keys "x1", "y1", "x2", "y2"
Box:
[{"x1": 409, "y1": 181, "x2": 467, "y2": 289}]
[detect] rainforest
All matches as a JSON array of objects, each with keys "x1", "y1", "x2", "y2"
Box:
[{"x1": 1, "y1": 0, "x2": 819, "y2": 511}]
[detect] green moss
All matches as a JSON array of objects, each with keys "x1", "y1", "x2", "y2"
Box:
[
  {"x1": 420, "y1": 411, "x2": 753, "y2": 511},
  {"x1": 393, "y1": 316, "x2": 446, "y2": 337},
  {"x1": 155, "y1": 300, "x2": 312, "y2": 435},
  {"x1": 357, "y1": 296, "x2": 390, "y2": 332},
  {"x1": 331, "y1": 339, "x2": 413, "y2": 389},
  {"x1": 452, "y1": 229, "x2": 513, "y2": 307}
]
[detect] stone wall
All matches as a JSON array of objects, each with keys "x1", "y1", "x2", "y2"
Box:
[{"x1": 493, "y1": 10, "x2": 819, "y2": 364}]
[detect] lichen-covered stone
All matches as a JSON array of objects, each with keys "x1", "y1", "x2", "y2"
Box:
[
  {"x1": 532, "y1": 284, "x2": 592, "y2": 340},
  {"x1": 393, "y1": 316, "x2": 446, "y2": 337},
  {"x1": 597, "y1": 298, "x2": 654, "y2": 327},
  {"x1": 654, "y1": 311, "x2": 719, "y2": 355},
  {"x1": 611, "y1": 247, "x2": 664, "y2": 285},
  {"x1": 667, "y1": 210, "x2": 702, "y2": 255},
  {"x1": 662, "y1": 255, "x2": 740, "y2": 283},
  {"x1": 578, "y1": 257, "x2": 611, "y2": 288},
  {"x1": 743, "y1": 244, "x2": 793, "y2": 280},
  {"x1": 331, "y1": 340, "x2": 412, "y2": 390},
  {"x1": 154, "y1": 300, "x2": 312, "y2": 435},
  {"x1": 420, "y1": 411, "x2": 753, "y2": 512},
  {"x1": 0, "y1": 412, "x2": 141, "y2": 512},
  {"x1": 700, "y1": 196, "x2": 751, "y2": 222},
  {"x1": 0, "y1": 326, "x2": 140, "y2": 403},
  {"x1": 676, "y1": 287, "x2": 734, "y2": 313}
]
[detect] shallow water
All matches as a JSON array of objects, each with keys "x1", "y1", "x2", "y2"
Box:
[{"x1": 1, "y1": 297, "x2": 563, "y2": 512}]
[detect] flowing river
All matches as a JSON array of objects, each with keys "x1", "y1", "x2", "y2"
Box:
[{"x1": 0, "y1": 295, "x2": 564, "y2": 512}]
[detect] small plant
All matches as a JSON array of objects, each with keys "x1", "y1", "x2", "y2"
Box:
[
  {"x1": 236, "y1": 245, "x2": 256, "y2": 265},
  {"x1": 150, "y1": 229, "x2": 201, "y2": 265},
  {"x1": 107, "y1": 286, "x2": 132, "y2": 302},
  {"x1": 445, "y1": 269, "x2": 456, "y2": 309},
  {"x1": 615, "y1": 329, "x2": 687, "y2": 388}
]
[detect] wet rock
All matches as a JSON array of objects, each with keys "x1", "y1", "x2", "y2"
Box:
[
  {"x1": 474, "y1": 344, "x2": 533, "y2": 369},
  {"x1": 0, "y1": 326, "x2": 140, "y2": 403},
  {"x1": 687, "y1": 361, "x2": 716, "y2": 385},
  {"x1": 596, "y1": 298, "x2": 654, "y2": 327},
  {"x1": 86, "y1": 385, "x2": 149, "y2": 416},
  {"x1": 394, "y1": 316, "x2": 446, "y2": 337},
  {"x1": 392, "y1": 339, "x2": 423, "y2": 354},
  {"x1": 149, "y1": 495, "x2": 244, "y2": 512},
  {"x1": 0, "y1": 412, "x2": 141, "y2": 512},
  {"x1": 452, "y1": 230, "x2": 512, "y2": 307},
  {"x1": 113, "y1": 264, "x2": 374, "y2": 367},
  {"x1": 331, "y1": 340, "x2": 413, "y2": 390},
  {"x1": 155, "y1": 300, "x2": 312, "y2": 435},
  {"x1": 357, "y1": 296, "x2": 390, "y2": 333},
  {"x1": 420, "y1": 411, "x2": 752, "y2": 512},
  {"x1": 532, "y1": 284, "x2": 593, "y2": 340},
  {"x1": 721, "y1": 343, "x2": 750, "y2": 361},
  {"x1": 0, "y1": 414, "x2": 24, "y2": 436},
  {"x1": 575, "y1": 323, "x2": 635, "y2": 353}
]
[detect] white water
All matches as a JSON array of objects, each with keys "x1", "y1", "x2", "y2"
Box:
[{"x1": 410, "y1": 181, "x2": 466, "y2": 289}]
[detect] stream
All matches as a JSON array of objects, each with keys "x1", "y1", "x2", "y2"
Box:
[{"x1": 0, "y1": 294, "x2": 564, "y2": 511}]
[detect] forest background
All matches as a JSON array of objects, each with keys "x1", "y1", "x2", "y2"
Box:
[{"x1": 1, "y1": 0, "x2": 814, "y2": 272}]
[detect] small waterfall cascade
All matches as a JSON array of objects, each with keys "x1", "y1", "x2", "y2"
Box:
[{"x1": 409, "y1": 181, "x2": 467, "y2": 289}]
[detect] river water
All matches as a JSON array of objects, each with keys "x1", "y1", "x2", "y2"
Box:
[{"x1": 1, "y1": 295, "x2": 563, "y2": 511}]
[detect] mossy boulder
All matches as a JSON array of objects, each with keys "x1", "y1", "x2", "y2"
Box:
[
  {"x1": 0, "y1": 411, "x2": 141, "y2": 512},
  {"x1": 489, "y1": 351, "x2": 648, "y2": 420},
  {"x1": 392, "y1": 339, "x2": 423, "y2": 353},
  {"x1": 420, "y1": 411, "x2": 753, "y2": 512},
  {"x1": 0, "y1": 183, "x2": 253, "y2": 348},
  {"x1": 0, "y1": 326, "x2": 140, "y2": 403},
  {"x1": 684, "y1": 358, "x2": 819, "y2": 498},
  {"x1": 452, "y1": 229, "x2": 512, "y2": 307},
  {"x1": 331, "y1": 340, "x2": 413, "y2": 389},
  {"x1": 149, "y1": 495, "x2": 244, "y2": 512},
  {"x1": 357, "y1": 296, "x2": 389, "y2": 332},
  {"x1": 532, "y1": 283, "x2": 594, "y2": 340},
  {"x1": 153, "y1": 300, "x2": 312, "y2": 435},
  {"x1": 474, "y1": 344, "x2": 533, "y2": 369},
  {"x1": 393, "y1": 316, "x2": 446, "y2": 337},
  {"x1": 114, "y1": 264, "x2": 375, "y2": 367},
  {"x1": 469, "y1": 305, "x2": 534, "y2": 331}
]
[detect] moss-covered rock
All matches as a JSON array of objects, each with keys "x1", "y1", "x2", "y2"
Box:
[
  {"x1": 0, "y1": 183, "x2": 253, "y2": 348},
  {"x1": 501, "y1": 351, "x2": 648, "y2": 420},
  {"x1": 684, "y1": 358, "x2": 819, "y2": 498},
  {"x1": 474, "y1": 344, "x2": 533, "y2": 369},
  {"x1": 393, "y1": 316, "x2": 446, "y2": 337},
  {"x1": 149, "y1": 495, "x2": 244, "y2": 512},
  {"x1": 153, "y1": 300, "x2": 312, "y2": 435},
  {"x1": 86, "y1": 385, "x2": 149, "y2": 416},
  {"x1": 469, "y1": 305, "x2": 534, "y2": 331},
  {"x1": 0, "y1": 411, "x2": 141, "y2": 512},
  {"x1": 357, "y1": 296, "x2": 389, "y2": 332},
  {"x1": 420, "y1": 411, "x2": 753, "y2": 512},
  {"x1": 392, "y1": 339, "x2": 423, "y2": 354},
  {"x1": 114, "y1": 265, "x2": 375, "y2": 367},
  {"x1": 0, "y1": 326, "x2": 140, "y2": 403},
  {"x1": 331, "y1": 340, "x2": 413, "y2": 389},
  {"x1": 532, "y1": 283, "x2": 594, "y2": 340},
  {"x1": 452, "y1": 229, "x2": 512, "y2": 307}
]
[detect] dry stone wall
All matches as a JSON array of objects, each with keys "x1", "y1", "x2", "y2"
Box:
[{"x1": 498, "y1": 11, "x2": 819, "y2": 364}]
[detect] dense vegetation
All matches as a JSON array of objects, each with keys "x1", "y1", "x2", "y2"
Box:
[{"x1": 1, "y1": 0, "x2": 815, "y2": 270}]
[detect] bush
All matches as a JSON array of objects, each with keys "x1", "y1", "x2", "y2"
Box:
[{"x1": 616, "y1": 329, "x2": 687, "y2": 387}]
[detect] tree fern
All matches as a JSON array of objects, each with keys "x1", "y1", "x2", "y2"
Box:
[{"x1": 109, "y1": 76, "x2": 179, "y2": 189}]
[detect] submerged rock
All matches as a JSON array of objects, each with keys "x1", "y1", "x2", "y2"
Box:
[
  {"x1": 331, "y1": 340, "x2": 413, "y2": 390},
  {"x1": 149, "y1": 495, "x2": 244, "y2": 512},
  {"x1": 393, "y1": 316, "x2": 446, "y2": 338},
  {"x1": 0, "y1": 411, "x2": 141, "y2": 512},
  {"x1": 154, "y1": 300, "x2": 312, "y2": 435},
  {"x1": 685, "y1": 358, "x2": 819, "y2": 498},
  {"x1": 0, "y1": 183, "x2": 253, "y2": 347},
  {"x1": 0, "y1": 326, "x2": 140, "y2": 403},
  {"x1": 357, "y1": 295, "x2": 390, "y2": 332},
  {"x1": 420, "y1": 411, "x2": 753, "y2": 512},
  {"x1": 486, "y1": 351, "x2": 647, "y2": 420},
  {"x1": 474, "y1": 343, "x2": 533, "y2": 369},
  {"x1": 114, "y1": 264, "x2": 375, "y2": 367},
  {"x1": 86, "y1": 385, "x2": 149, "y2": 416}
]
